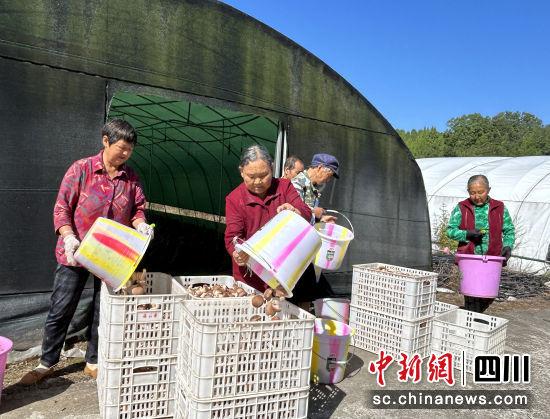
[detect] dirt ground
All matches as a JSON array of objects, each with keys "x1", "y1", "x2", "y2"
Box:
[
  {"x1": 435, "y1": 290, "x2": 550, "y2": 313},
  {"x1": 3, "y1": 292, "x2": 548, "y2": 389},
  {"x1": 2, "y1": 291, "x2": 549, "y2": 418},
  {"x1": 2, "y1": 344, "x2": 92, "y2": 391}
]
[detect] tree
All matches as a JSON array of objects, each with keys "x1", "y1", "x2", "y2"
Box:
[
  {"x1": 400, "y1": 127, "x2": 445, "y2": 158},
  {"x1": 399, "y1": 111, "x2": 550, "y2": 158}
]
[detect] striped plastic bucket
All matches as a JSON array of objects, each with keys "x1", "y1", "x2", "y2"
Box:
[
  {"x1": 235, "y1": 210, "x2": 321, "y2": 297},
  {"x1": 311, "y1": 319, "x2": 354, "y2": 384},
  {"x1": 74, "y1": 217, "x2": 151, "y2": 291},
  {"x1": 313, "y1": 210, "x2": 354, "y2": 271}
]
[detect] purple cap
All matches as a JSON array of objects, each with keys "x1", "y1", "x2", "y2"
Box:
[{"x1": 311, "y1": 153, "x2": 340, "y2": 178}]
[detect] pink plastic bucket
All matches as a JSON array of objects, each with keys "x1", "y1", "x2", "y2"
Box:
[
  {"x1": 0, "y1": 336, "x2": 13, "y2": 405},
  {"x1": 456, "y1": 253, "x2": 505, "y2": 298}
]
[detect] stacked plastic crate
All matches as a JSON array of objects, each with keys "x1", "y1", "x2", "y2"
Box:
[
  {"x1": 97, "y1": 274, "x2": 260, "y2": 418},
  {"x1": 431, "y1": 309, "x2": 508, "y2": 373},
  {"x1": 349, "y1": 263, "x2": 438, "y2": 358},
  {"x1": 175, "y1": 298, "x2": 316, "y2": 419},
  {"x1": 97, "y1": 272, "x2": 180, "y2": 418}
]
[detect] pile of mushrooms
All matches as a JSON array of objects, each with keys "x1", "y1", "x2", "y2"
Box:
[
  {"x1": 187, "y1": 283, "x2": 250, "y2": 298},
  {"x1": 373, "y1": 265, "x2": 423, "y2": 278}
]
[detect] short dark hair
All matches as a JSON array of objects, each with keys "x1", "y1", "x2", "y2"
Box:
[
  {"x1": 102, "y1": 119, "x2": 138, "y2": 146},
  {"x1": 284, "y1": 156, "x2": 303, "y2": 171}
]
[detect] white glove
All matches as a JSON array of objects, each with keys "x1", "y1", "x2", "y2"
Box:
[
  {"x1": 63, "y1": 234, "x2": 80, "y2": 266},
  {"x1": 136, "y1": 222, "x2": 155, "y2": 239}
]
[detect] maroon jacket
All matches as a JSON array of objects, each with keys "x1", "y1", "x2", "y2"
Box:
[
  {"x1": 457, "y1": 198, "x2": 504, "y2": 256},
  {"x1": 224, "y1": 178, "x2": 312, "y2": 291}
]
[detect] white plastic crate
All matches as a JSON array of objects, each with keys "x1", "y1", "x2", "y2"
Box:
[
  {"x1": 176, "y1": 298, "x2": 315, "y2": 400},
  {"x1": 434, "y1": 300, "x2": 459, "y2": 314},
  {"x1": 431, "y1": 309, "x2": 508, "y2": 372},
  {"x1": 171, "y1": 275, "x2": 260, "y2": 298},
  {"x1": 99, "y1": 272, "x2": 182, "y2": 360},
  {"x1": 175, "y1": 386, "x2": 309, "y2": 419},
  {"x1": 97, "y1": 351, "x2": 176, "y2": 419},
  {"x1": 351, "y1": 263, "x2": 438, "y2": 320},
  {"x1": 349, "y1": 305, "x2": 433, "y2": 359}
]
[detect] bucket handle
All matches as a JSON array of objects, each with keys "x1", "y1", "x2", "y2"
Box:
[
  {"x1": 325, "y1": 210, "x2": 354, "y2": 236},
  {"x1": 315, "y1": 299, "x2": 350, "y2": 321},
  {"x1": 233, "y1": 237, "x2": 276, "y2": 273},
  {"x1": 313, "y1": 344, "x2": 357, "y2": 375},
  {"x1": 312, "y1": 326, "x2": 356, "y2": 368},
  {"x1": 312, "y1": 350, "x2": 354, "y2": 366}
]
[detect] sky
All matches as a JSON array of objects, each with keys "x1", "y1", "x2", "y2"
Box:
[{"x1": 221, "y1": 0, "x2": 550, "y2": 131}]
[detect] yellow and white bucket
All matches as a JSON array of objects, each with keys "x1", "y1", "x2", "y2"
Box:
[
  {"x1": 235, "y1": 210, "x2": 321, "y2": 297},
  {"x1": 74, "y1": 217, "x2": 152, "y2": 291},
  {"x1": 311, "y1": 319, "x2": 354, "y2": 384},
  {"x1": 314, "y1": 210, "x2": 354, "y2": 271}
]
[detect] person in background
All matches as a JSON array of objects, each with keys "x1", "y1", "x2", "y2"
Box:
[
  {"x1": 19, "y1": 119, "x2": 154, "y2": 385},
  {"x1": 292, "y1": 153, "x2": 339, "y2": 225},
  {"x1": 224, "y1": 145, "x2": 312, "y2": 292},
  {"x1": 446, "y1": 174, "x2": 515, "y2": 313},
  {"x1": 282, "y1": 155, "x2": 305, "y2": 180},
  {"x1": 290, "y1": 153, "x2": 341, "y2": 309}
]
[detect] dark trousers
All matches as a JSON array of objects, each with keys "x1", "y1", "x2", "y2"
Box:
[
  {"x1": 288, "y1": 264, "x2": 334, "y2": 305},
  {"x1": 41, "y1": 264, "x2": 101, "y2": 367},
  {"x1": 464, "y1": 295, "x2": 494, "y2": 313}
]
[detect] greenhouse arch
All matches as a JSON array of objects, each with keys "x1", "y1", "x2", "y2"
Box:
[{"x1": 0, "y1": 0, "x2": 431, "y2": 348}]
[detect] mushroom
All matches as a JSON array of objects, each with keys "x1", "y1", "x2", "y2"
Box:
[
  {"x1": 130, "y1": 285, "x2": 146, "y2": 295},
  {"x1": 265, "y1": 299, "x2": 281, "y2": 316},
  {"x1": 265, "y1": 300, "x2": 281, "y2": 316},
  {"x1": 263, "y1": 288, "x2": 274, "y2": 300},
  {"x1": 274, "y1": 286, "x2": 287, "y2": 298},
  {"x1": 251, "y1": 295, "x2": 265, "y2": 308}
]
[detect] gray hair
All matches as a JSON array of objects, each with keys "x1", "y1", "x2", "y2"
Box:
[
  {"x1": 239, "y1": 144, "x2": 273, "y2": 169},
  {"x1": 467, "y1": 174, "x2": 490, "y2": 189},
  {"x1": 284, "y1": 156, "x2": 303, "y2": 171}
]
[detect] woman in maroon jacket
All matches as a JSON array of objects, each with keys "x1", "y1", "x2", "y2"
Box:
[{"x1": 224, "y1": 145, "x2": 312, "y2": 292}]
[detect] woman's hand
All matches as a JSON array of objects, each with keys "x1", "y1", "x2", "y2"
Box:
[
  {"x1": 320, "y1": 214, "x2": 337, "y2": 223},
  {"x1": 314, "y1": 207, "x2": 337, "y2": 223},
  {"x1": 232, "y1": 250, "x2": 250, "y2": 266},
  {"x1": 313, "y1": 207, "x2": 325, "y2": 219},
  {"x1": 277, "y1": 203, "x2": 300, "y2": 214},
  {"x1": 465, "y1": 229, "x2": 483, "y2": 242}
]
